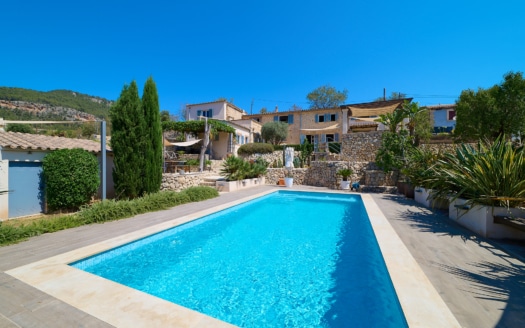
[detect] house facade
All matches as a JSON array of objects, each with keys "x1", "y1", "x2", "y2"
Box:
[
  {"x1": 426, "y1": 104, "x2": 456, "y2": 133},
  {"x1": 184, "y1": 101, "x2": 262, "y2": 159},
  {"x1": 242, "y1": 99, "x2": 409, "y2": 146},
  {"x1": 0, "y1": 131, "x2": 113, "y2": 220}
]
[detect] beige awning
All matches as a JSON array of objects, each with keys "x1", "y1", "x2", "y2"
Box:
[
  {"x1": 353, "y1": 117, "x2": 380, "y2": 122},
  {"x1": 300, "y1": 124, "x2": 339, "y2": 132},
  {"x1": 348, "y1": 103, "x2": 400, "y2": 117},
  {"x1": 165, "y1": 139, "x2": 202, "y2": 147}
]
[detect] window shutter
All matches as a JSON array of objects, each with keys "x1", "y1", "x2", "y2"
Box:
[
  {"x1": 288, "y1": 114, "x2": 294, "y2": 124},
  {"x1": 208, "y1": 108, "x2": 213, "y2": 118},
  {"x1": 315, "y1": 114, "x2": 319, "y2": 123},
  {"x1": 300, "y1": 134, "x2": 305, "y2": 144},
  {"x1": 321, "y1": 134, "x2": 326, "y2": 143},
  {"x1": 335, "y1": 113, "x2": 338, "y2": 121},
  {"x1": 197, "y1": 110, "x2": 202, "y2": 118},
  {"x1": 274, "y1": 116, "x2": 278, "y2": 122},
  {"x1": 324, "y1": 114, "x2": 330, "y2": 122},
  {"x1": 335, "y1": 133, "x2": 339, "y2": 142}
]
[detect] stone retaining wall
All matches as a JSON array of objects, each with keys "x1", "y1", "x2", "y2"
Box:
[
  {"x1": 266, "y1": 168, "x2": 307, "y2": 185},
  {"x1": 161, "y1": 173, "x2": 206, "y2": 192},
  {"x1": 340, "y1": 131, "x2": 384, "y2": 162},
  {"x1": 240, "y1": 150, "x2": 300, "y2": 168},
  {"x1": 163, "y1": 134, "x2": 468, "y2": 191}
]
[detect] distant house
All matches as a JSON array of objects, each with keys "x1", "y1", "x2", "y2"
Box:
[
  {"x1": 242, "y1": 99, "x2": 410, "y2": 148},
  {"x1": 183, "y1": 101, "x2": 262, "y2": 159},
  {"x1": 426, "y1": 104, "x2": 456, "y2": 133},
  {"x1": 0, "y1": 130, "x2": 113, "y2": 220}
]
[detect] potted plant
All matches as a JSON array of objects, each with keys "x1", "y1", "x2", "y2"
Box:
[
  {"x1": 402, "y1": 147, "x2": 447, "y2": 208},
  {"x1": 425, "y1": 138, "x2": 525, "y2": 239},
  {"x1": 337, "y1": 168, "x2": 353, "y2": 190}
]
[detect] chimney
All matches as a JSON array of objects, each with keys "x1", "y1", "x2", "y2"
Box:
[{"x1": 274, "y1": 105, "x2": 278, "y2": 112}]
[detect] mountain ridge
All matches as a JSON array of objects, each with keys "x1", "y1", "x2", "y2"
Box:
[{"x1": 0, "y1": 87, "x2": 114, "y2": 121}]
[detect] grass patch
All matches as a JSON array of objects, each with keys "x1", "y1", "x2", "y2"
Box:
[{"x1": 0, "y1": 187, "x2": 219, "y2": 246}]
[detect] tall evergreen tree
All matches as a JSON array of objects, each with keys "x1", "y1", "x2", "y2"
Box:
[
  {"x1": 110, "y1": 81, "x2": 145, "y2": 199},
  {"x1": 141, "y1": 77, "x2": 163, "y2": 194}
]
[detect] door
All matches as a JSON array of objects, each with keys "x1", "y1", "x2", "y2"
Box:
[{"x1": 8, "y1": 162, "x2": 44, "y2": 218}]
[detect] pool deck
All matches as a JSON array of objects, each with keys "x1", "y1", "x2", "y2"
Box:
[{"x1": 1, "y1": 185, "x2": 524, "y2": 327}]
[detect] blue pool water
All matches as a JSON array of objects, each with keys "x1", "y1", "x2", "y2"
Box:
[{"x1": 72, "y1": 191, "x2": 407, "y2": 327}]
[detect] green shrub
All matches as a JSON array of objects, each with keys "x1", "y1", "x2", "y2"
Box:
[
  {"x1": 237, "y1": 143, "x2": 274, "y2": 155},
  {"x1": 42, "y1": 148, "x2": 100, "y2": 211},
  {"x1": 375, "y1": 130, "x2": 411, "y2": 173},
  {"x1": 185, "y1": 159, "x2": 200, "y2": 166},
  {"x1": 299, "y1": 140, "x2": 313, "y2": 167},
  {"x1": 0, "y1": 187, "x2": 219, "y2": 246},
  {"x1": 6, "y1": 123, "x2": 34, "y2": 134},
  {"x1": 182, "y1": 186, "x2": 219, "y2": 202}
]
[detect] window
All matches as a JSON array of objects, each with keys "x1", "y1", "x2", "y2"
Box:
[
  {"x1": 447, "y1": 110, "x2": 456, "y2": 121},
  {"x1": 306, "y1": 135, "x2": 315, "y2": 143},
  {"x1": 273, "y1": 114, "x2": 294, "y2": 124},
  {"x1": 315, "y1": 113, "x2": 338, "y2": 123},
  {"x1": 196, "y1": 109, "x2": 213, "y2": 118}
]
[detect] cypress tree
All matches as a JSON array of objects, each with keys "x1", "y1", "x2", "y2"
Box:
[
  {"x1": 141, "y1": 76, "x2": 163, "y2": 194},
  {"x1": 110, "y1": 81, "x2": 145, "y2": 199}
]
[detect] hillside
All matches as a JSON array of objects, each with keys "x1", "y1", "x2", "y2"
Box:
[{"x1": 0, "y1": 87, "x2": 113, "y2": 121}]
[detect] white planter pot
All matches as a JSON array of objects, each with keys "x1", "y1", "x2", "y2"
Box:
[
  {"x1": 415, "y1": 187, "x2": 448, "y2": 209},
  {"x1": 448, "y1": 197, "x2": 525, "y2": 239},
  {"x1": 216, "y1": 177, "x2": 265, "y2": 192},
  {"x1": 340, "y1": 180, "x2": 350, "y2": 190},
  {"x1": 284, "y1": 177, "x2": 293, "y2": 188}
]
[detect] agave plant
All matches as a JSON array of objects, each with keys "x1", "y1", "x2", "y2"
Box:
[
  {"x1": 425, "y1": 137, "x2": 525, "y2": 207},
  {"x1": 248, "y1": 158, "x2": 269, "y2": 178},
  {"x1": 220, "y1": 156, "x2": 250, "y2": 181},
  {"x1": 401, "y1": 147, "x2": 441, "y2": 189}
]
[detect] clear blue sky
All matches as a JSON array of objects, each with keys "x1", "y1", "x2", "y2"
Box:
[{"x1": 2, "y1": 0, "x2": 524, "y2": 116}]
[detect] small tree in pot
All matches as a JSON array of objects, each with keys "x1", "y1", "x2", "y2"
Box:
[{"x1": 337, "y1": 168, "x2": 353, "y2": 190}]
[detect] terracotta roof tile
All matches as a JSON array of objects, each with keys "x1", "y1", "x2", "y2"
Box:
[{"x1": 0, "y1": 131, "x2": 111, "y2": 153}]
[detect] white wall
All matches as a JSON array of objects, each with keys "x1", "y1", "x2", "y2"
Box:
[
  {"x1": 186, "y1": 102, "x2": 226, "y2": 121},
  {"x1": 0, "y1": 160, "x2": 8, "y2": 220}
]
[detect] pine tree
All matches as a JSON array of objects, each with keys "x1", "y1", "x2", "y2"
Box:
[
  {"x1": 141, "y1": 76, "x2": 163, "y2": 194},
  {"x1": 110, "y1": 81, "x2": 145, "y2": 199}
]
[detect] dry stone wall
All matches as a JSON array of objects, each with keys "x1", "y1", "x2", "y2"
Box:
[
  {"x1": 266, "y1": 168, "x2": 307, "y2": 185},
  {"x1": 340, "y1": 131, "x2": 383, "y2": 162},
  {"x1": 240, "y1": 150, "x2": 298, "y2": 168},
  {"x1": 161, "y1": 173, "x2": 206, "y2": 192}
]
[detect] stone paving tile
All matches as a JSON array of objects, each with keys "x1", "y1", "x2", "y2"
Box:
[{"x1": 370, "y1": 193, "x2": 525, "y2": 328}]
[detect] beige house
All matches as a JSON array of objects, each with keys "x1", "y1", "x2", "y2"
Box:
[
  {"x1": 184, "y1": 101, "x2": 262, "y2": 159},
  {"x1": 242, "y1": 99, "x2": 410, "y2": 146}
]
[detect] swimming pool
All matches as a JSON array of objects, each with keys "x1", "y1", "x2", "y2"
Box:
[{"x1": 72, "y1": 190, "x2": 407, "y2": 327}]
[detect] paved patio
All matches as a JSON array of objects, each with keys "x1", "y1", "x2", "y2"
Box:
[{"x1": 1, "y1": 185, "x2": 524, "y2": 327}]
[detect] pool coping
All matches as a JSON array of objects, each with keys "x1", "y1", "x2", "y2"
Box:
[{"x1": 5, "y1": 189, "x2": 460, "y2": 327}]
